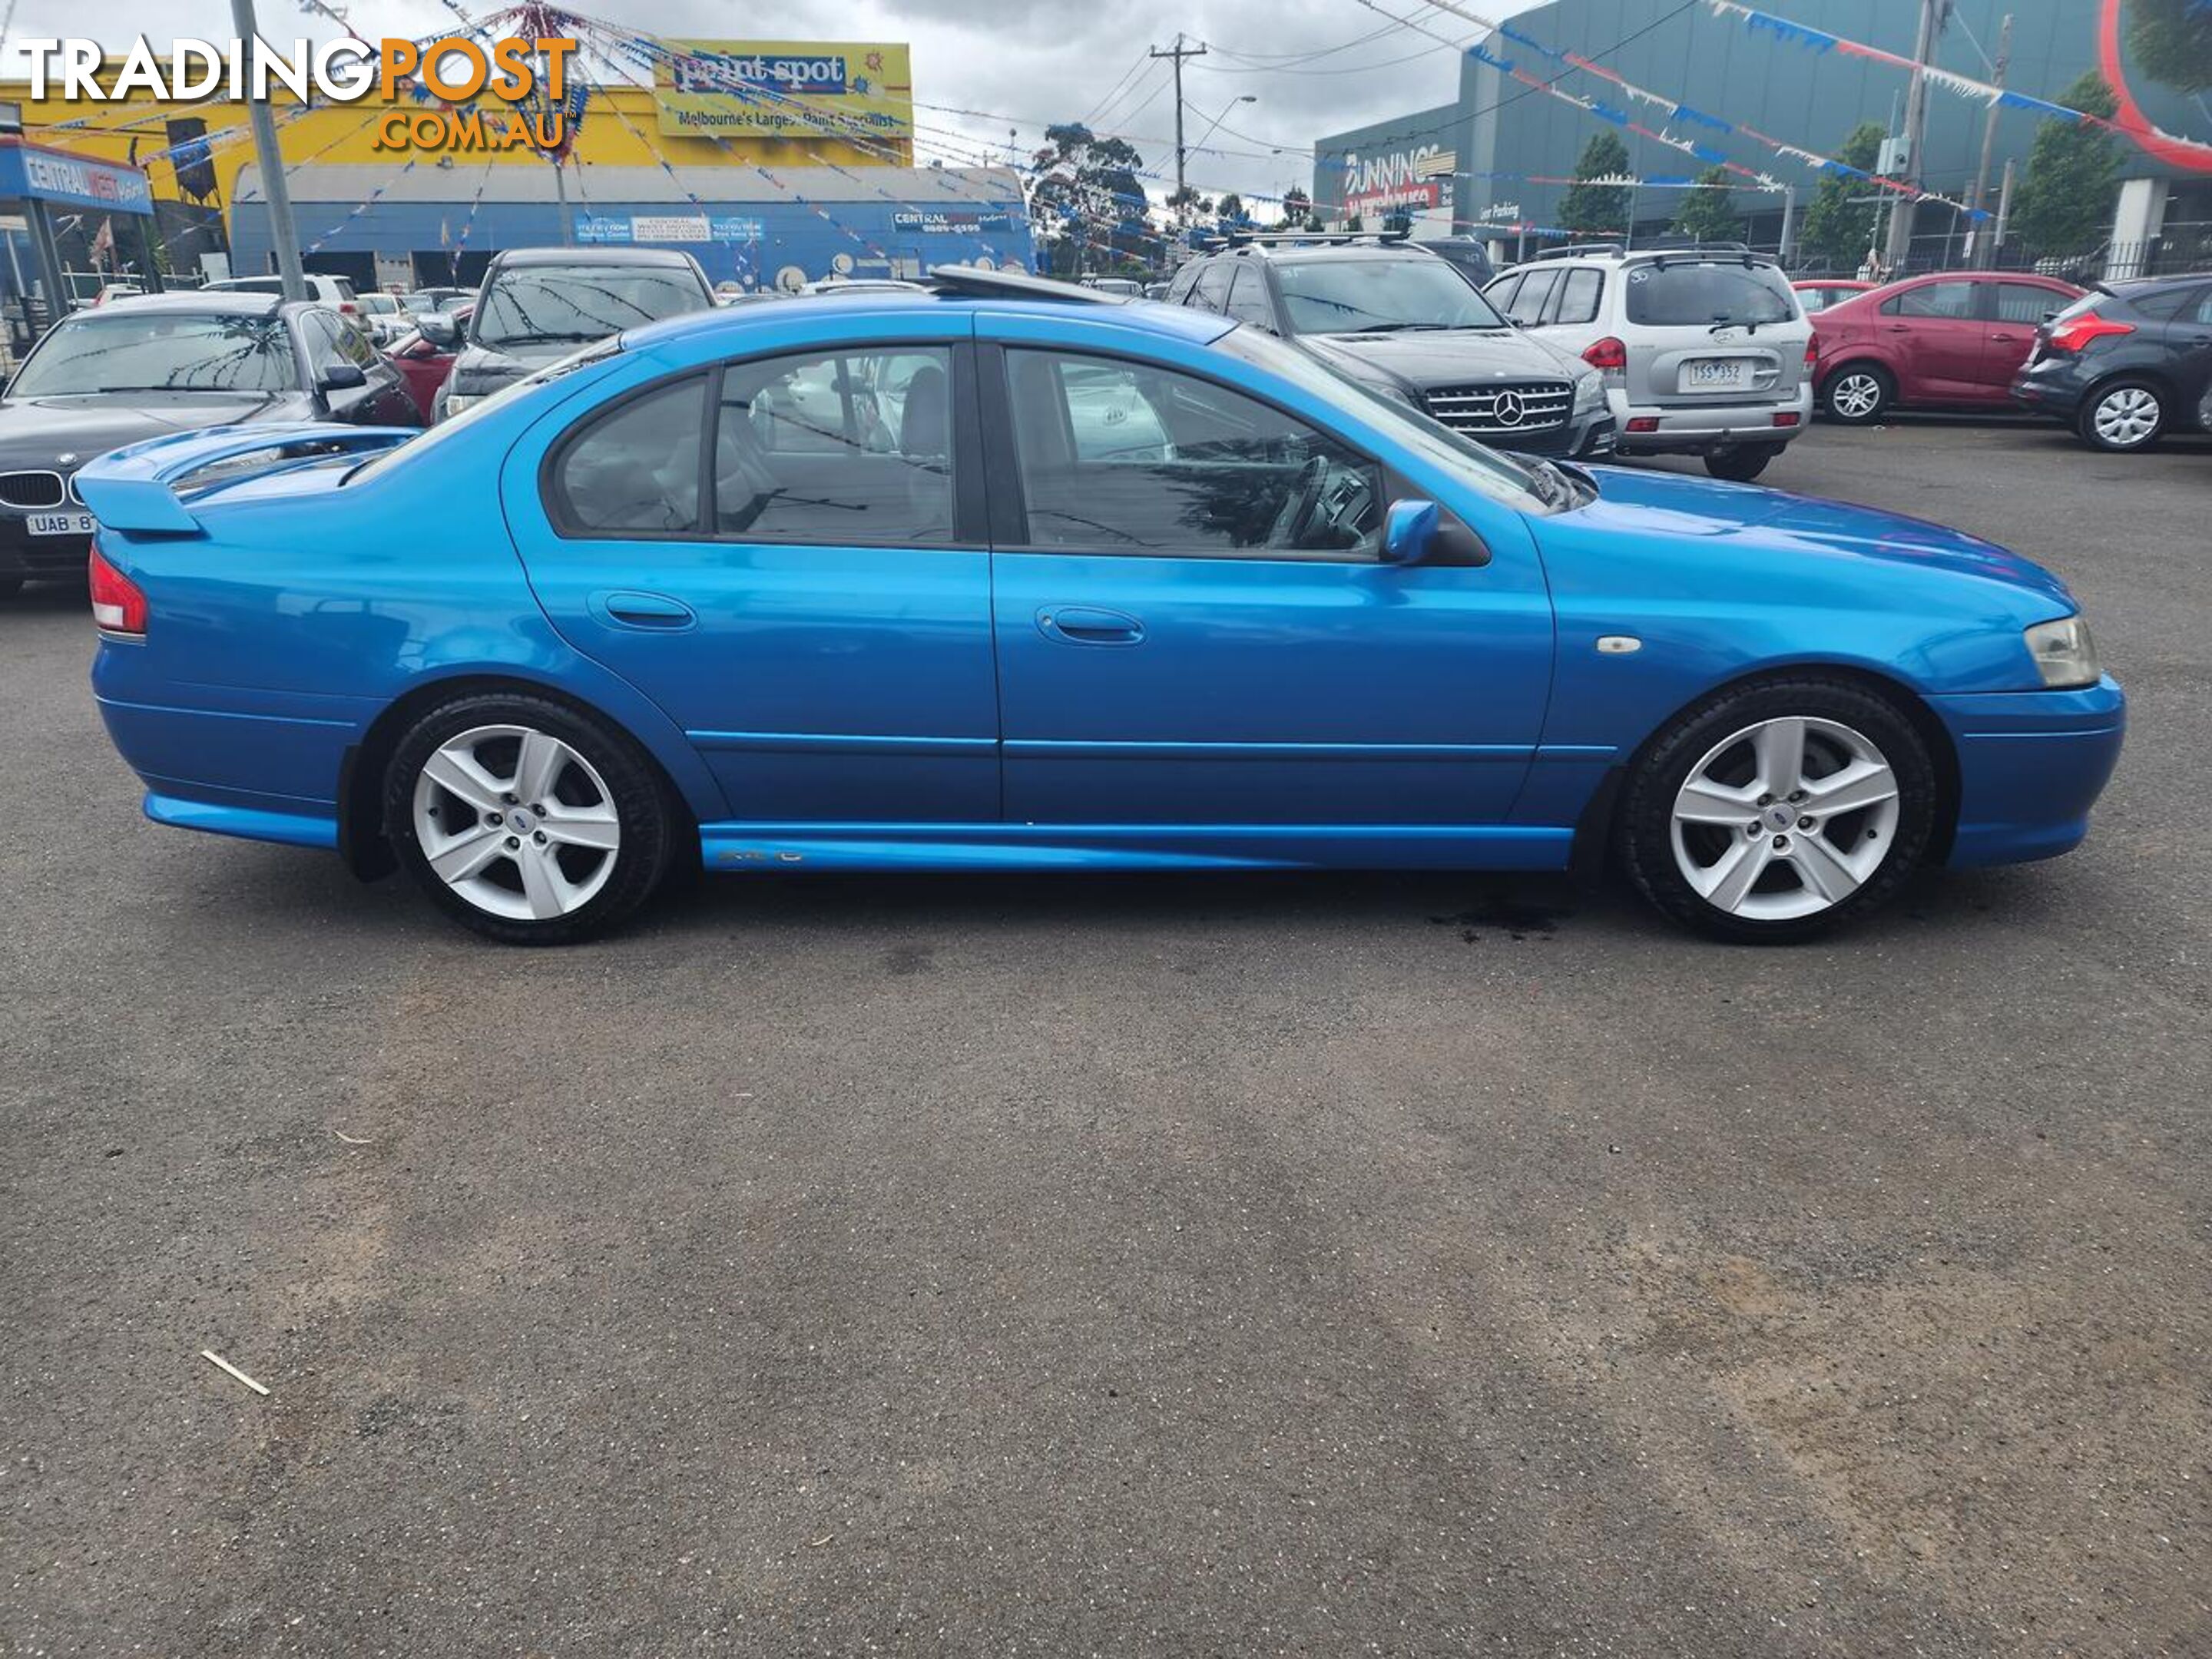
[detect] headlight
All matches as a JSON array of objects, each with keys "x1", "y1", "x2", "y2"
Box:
[
  {"x1": 2025, "y1": 614, "x2": 2100, "y2": 688},
  {"x1": 1573, "y1": 369, "x2": 1605, "y2": 413},
  {"x1": 442, "y1": 393, "x2": 475, "y2": 415}
]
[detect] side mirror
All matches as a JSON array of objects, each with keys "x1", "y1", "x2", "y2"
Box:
[
  {"x1": 416, "y1": 312, "x2": 459, "y2": 349},
  {"x1": 317, "y1": 362, "x2": 368, "y2": 392},
  {"x1": 1381, "y1": 498, "x2": 1440, "y2": 565}
]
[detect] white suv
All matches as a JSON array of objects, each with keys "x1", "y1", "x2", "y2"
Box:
[
  {"x1": 1484, "y1": 243, "x2": 1814, "y2": 482},
  {"x1": 203, "y1": 273, "x2": 362, "y2": 316}
]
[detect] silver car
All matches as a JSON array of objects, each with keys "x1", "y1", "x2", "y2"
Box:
[{"x1": 1485, "y1": 243, "x2": 1813, "y2": 482}]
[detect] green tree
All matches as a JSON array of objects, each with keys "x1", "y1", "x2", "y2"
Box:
[
  {"x1": 1215, "y1": 192, "x2": 1247, "y2": 228},
  {"x1": 1028, "y1": 123, "x2": 1151, "y2": 276},
  {"x1": 1276, "y1": 186, "x2": 1313, "y2": 230},
  {"x1": 2008, "y1": 73, "x2": 2124, "y2": 253},
  {"x1": 2129, "y1": 0, "x2": 2212, "y2": 93},
  {"x1": 1797, "y1": 121, "x2": 1885, "y2": 268},
  {"x1": 1557, "y1": 131, "x2": 1631, "y2": 237},
  {"x1": 1671, "y1": 164, "x2": 1743, "y2": 243}
]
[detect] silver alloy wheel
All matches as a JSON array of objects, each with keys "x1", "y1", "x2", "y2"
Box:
[
  {"x1": 2091, "y1": 386, "x2": 2161, "y2": 448},
  {"x1": 1830, "y1": 373, "x2": 1884, "y2": 420},
  {"x1": 410, "y1": 724, "x2": 621, "y2": 922},
  {"x1": 1669, "y1": 716, "x2": 1902, "y2": 922}
]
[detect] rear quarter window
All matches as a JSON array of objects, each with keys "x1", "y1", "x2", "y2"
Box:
[{"x1": 1624, "y1": 262, "x2": 1796, "y2": 327}]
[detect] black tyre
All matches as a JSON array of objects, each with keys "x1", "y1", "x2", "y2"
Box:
[
  {"x1": 382, "y1": 690, "x2": 677, "y2": 944},
  {"x1": 1620, "y1": 677, "x2": 1938, "y2": 943},
  {"x1": 2076, "y1": 379, "x2": 2166, "y2": 452},
  {"x1": 1822, "y1": 364, "x2": 1893, "y2": 425},
  {"x1": 1704, "y1": 444, "x2": 1782, "y2": 483}
]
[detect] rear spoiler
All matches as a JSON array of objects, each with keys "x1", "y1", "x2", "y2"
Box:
[{"x1": 74, "y1": 424, "x2": 418, "y2": 535}]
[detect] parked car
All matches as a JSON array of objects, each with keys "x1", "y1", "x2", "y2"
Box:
[
  {"x1": 386, "y1": 304, "x2": 469, "y2": 422},
  {"x1": 88, "y1": 283, "x2": 147, "y2": 307},
  {"x1": 403, "y1": 287, "x2": 475, "y2": 314},
  {"x1": 2011, "y1": 273, "x2": 2212, "y2": 452},
  {"x1": 203, "y1": 272, "x2": 363, "y2": 316},
  {"x1": 425, "y1": 247, "x2": 716, "y2": 419},
  {"x1": 352, "y1": 290, "x2": 413, "y2": 345},
  {"x1": 0, "y1": 293, "x2": 419, "y2": 598},
  {"x1": 1422, "y1": 237, "x2": 1497, "y2": 287},
  {"x1": 78, "y1": 269, "x2": 2121, "y2": 946},
  {"x1": 1167, "y1": 234, "x2": 1614, "y2": 459},
  {"x1": 1083, "y1": 277, "x2": 1144, "y2": 297},
  {"x1": 1811, "y1": 270, "x2": 2084, "y2": 425},
  {"x1": 1485, "y1": 242, "x2": 1813, "y2": 481},
  {"x1": 1793, "y1": 279, "x2": 1876, "y2": 313}
]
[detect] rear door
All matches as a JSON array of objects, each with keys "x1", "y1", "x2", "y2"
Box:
[
  {"x1": 2165, "y1": 284, "x2": 2212, "y2": 428},
  {"x1": 977, "y1": 328, "x2": 1554, "y2": 830},
  {"x1": 1618, "y1": 257, "x2": 1806, "y2": 407},
  {"x1": 1985, "y1": 282, "x2": 2069, "y2": 399},
  {"x1": 1876, "y1": 280, "x2": 1985, "y2": 401},
  {"x1": 504, "y1": 329, "x2": 1002, "y2": 823}
]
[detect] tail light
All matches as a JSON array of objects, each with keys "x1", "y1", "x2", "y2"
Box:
[
  {"x1": 2044, "y1": 310, "x2": 2134, "y2": 354},
  {"x1": 90, "y1": 548, "x2": 147, "y2": 637},
  {"x1": 1582, "y1": 336, "x2": 1628, "y2": 373},
  {"x1": 1804, "y1": 330, "x2": 1820, "y2": 368}
]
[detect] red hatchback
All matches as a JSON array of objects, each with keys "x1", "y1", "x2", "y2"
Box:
[{"x1": 1813, "y1": 271, "x2": 2085, "y2": 424}]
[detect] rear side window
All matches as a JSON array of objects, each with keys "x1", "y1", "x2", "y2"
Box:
[
  {"x1": 1882, "y1": 281, "x2": 1977, "y2": 320},
  {"x1": 1551, "y1": 267, "x2": 1603, "y2": 325},
  {"x1": 2194, "y1": 288, "x2": 2212, "y2": 327},
  {"x1": 1624, "y1": 261, "x2": 1795, "y2": 326},
  {"x1": 551, "y1": 376, "x2": 706, "y2": 535},
  {"x1": 1994, "y1": 283, "x2": 2062, "y2": 323}
]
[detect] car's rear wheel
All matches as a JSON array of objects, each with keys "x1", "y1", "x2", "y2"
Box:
[
  {"x1": 1823, "y1": 365, "x2": 1892, "y2": 425},
  {"x1": 1621, "y1": 678, "x2": 1937, "y2": 943},
  {"x1": 2078, "y1": 379, "x2": 2166, "y2": 452},
  {"x1": 1704, "y1": 444, "x2": 1782, "y2": 482},
  {"x1": 383, "y1": 691, "x2": 677, "y2": 944}
]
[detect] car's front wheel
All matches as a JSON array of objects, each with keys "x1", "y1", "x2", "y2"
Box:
[
  {"x1": 1704, "y1": 444, "x2": 1782, "y2": 482},
  {"x1": 2078, "y1": 379, "x2": 2166, "y2": 452},
  {"x1": 1621, "y1": 678, "x2": 1938, "y2": 942},
  {"x1": 383, "y1": 691, "x2": 678, "y2": 944},
  {"x1": 1823, "y1": 365, "x2": 1893, "y2": 425}
]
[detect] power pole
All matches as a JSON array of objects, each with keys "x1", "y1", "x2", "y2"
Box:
[
  {"x1": 1151, "y1": 35, "x2": 1207, "y2": 222},
  {"x1": 1969, "y1": 12, "x2": 2012, "y2": 267},
  {"x1": 1883, "y1": 0, "x2": 1949, "y2": 274},
  {"x1": 231, "y1": 0, "x2": 307, "y2": 299}
]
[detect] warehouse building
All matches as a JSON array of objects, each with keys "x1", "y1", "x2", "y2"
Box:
[
  {"x1": 1313, "y1": 0, "x2": 2210, "y2": 275},
  {"x1": 227, "y1": 162, "x2": 1032, "y2": 291}
]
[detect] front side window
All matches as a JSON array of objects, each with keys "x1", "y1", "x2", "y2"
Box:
[
  {"x1": 8, "y1": 311, "x2": 300, "y2": 396},
  {"x1": 1273, "y1": 256, "x2": 1505, "y2": 334},
  {"x1": 1224, "y1": 264, "x2": 1277, "y2": 329},
  {"x1": 475, "y1": 263, "x2": 710, "y2": 350},
  {"x1": 1503, "y1": 267, "x2": 1559, "y2": 326},
  {"x1": 1883, "y1": 280, "x2": 1977, "y2": 320},
  {"x1": 1004, "y1": 347, "x2": 1381, "y2": 558},
  {"x1": 1190, "y1": 262, "x2": 1234, "y2": 313},
  {"x1": 1624, "y1": 260, "x2": 1796, "y2": 326},
  {"x1": 715, "y1": 346, "x2": 957, "y2": 544}
]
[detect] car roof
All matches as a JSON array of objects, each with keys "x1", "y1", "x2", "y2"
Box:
[
  {"x1": 75, "y1": 291, "x2": 288, "y2": 318},
  {"x1": 490, "y1": 247, "x2": 701, "y2": 268},
  {"x1": 625, "y1": 286, "x2": 1233, "y2": 353}
]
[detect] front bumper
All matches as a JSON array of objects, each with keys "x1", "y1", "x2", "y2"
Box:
[
  {"x1": 0, "y1": 497, "x2": 97, "y2": 580},
  {"x1": 1610, "y1": 382, "x2": 1814, "y2": 455},
  {"x1": 1929, "y1": 677, "x2": 2126, "y2": 867},
  {"x1": 1488, "y1": 411, "x2": 1617, "y2": 461}
]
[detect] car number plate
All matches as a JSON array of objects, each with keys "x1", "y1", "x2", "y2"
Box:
[
  {"x1": 28, "y1": 511, "x2": 95, "y2": 536},
  {"x1": 1683, "y1": 358, "x2": 1751, "y2": 391}
]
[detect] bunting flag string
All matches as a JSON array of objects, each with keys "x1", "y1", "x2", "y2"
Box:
[
  {"x1": 1703, "y1": 0, "x2": 2212, "y2": 172},
  {"x1": 1399, "y1": 0, "x2": 1988, "y2": 214}
]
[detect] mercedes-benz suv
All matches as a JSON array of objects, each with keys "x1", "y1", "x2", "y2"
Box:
[{"x1": 1165, "y1": 234, "x2": 1614, "y2": 459}]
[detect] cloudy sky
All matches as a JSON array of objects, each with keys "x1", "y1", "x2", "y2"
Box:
[{"x1": 0, "y1": 0, "x2": 1549, "y2": 207}]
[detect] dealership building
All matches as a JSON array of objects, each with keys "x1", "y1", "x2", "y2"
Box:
[{"x1": 1313, "y1": 0, "x2": 2210, "y2": 273}]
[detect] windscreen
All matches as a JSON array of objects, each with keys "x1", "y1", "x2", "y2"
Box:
[
  {"x1": 473, "y1": 266, "x2": 710, "y2": 349},
  {"x1": 1624, "y1": 261, "x2": 1797, "y2": 327},
  {"x1": 1273, "y1": 257, "x2": 1507, "y2": 335},
  {"x1": 8, "y1": 313, "x2": 298, "y2": 396}
]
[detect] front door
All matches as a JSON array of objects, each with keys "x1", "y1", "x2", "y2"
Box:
[
  {"x1": 981, "y1": 341, "x2": 1554, "y2": 832},
  {"x1": 1881, "y1": 280, "x2": 1988, "y2": 402},
  {"x1": 504, "y1": 336, "x2": 1000, "y2": 823}
]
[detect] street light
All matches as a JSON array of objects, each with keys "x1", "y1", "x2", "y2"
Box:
[{"x1": 1189, "y1": 94, "x2": 1258, "y2": 160}]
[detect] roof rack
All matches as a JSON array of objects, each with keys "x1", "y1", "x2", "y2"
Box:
[
  {"x1": 1220, "y1": 229, "x2": 1412, "y2": 249},
  {"x1": 1529, "y1": 241, "x2": 1624, "y2": 261},
  {"x1": 924, "y1": 265, "x2": 1125, "y2": 304}
]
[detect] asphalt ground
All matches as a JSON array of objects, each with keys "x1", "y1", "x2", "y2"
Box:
[{"x1": 2, "y1": 416, "x2": 2207, "y2": 1657}]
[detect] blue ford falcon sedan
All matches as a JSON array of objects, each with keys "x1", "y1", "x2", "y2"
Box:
[{"x1": 77, "y1": 268, "x2": 2123, "y2": 945}]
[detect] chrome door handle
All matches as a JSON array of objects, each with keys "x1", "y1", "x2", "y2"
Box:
[{"x1": 1036, "y1": 605, "x2": 1144, "y2": 645}]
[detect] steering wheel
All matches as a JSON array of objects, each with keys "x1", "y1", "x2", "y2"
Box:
[{"x1": 1271, "y1": 454, "x2": 1330, "y2": 548}]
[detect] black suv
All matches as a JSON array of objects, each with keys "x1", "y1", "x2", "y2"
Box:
[
  {"x1": 428, "y1": 247, "x2": 716, "y2": 420},
  {"x1": 1164, "y1": 233, "x2": 1614, "y2": 458},
  {"x1": 2012, "y1": 272, "x2": 2212, "y2": 452}
]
